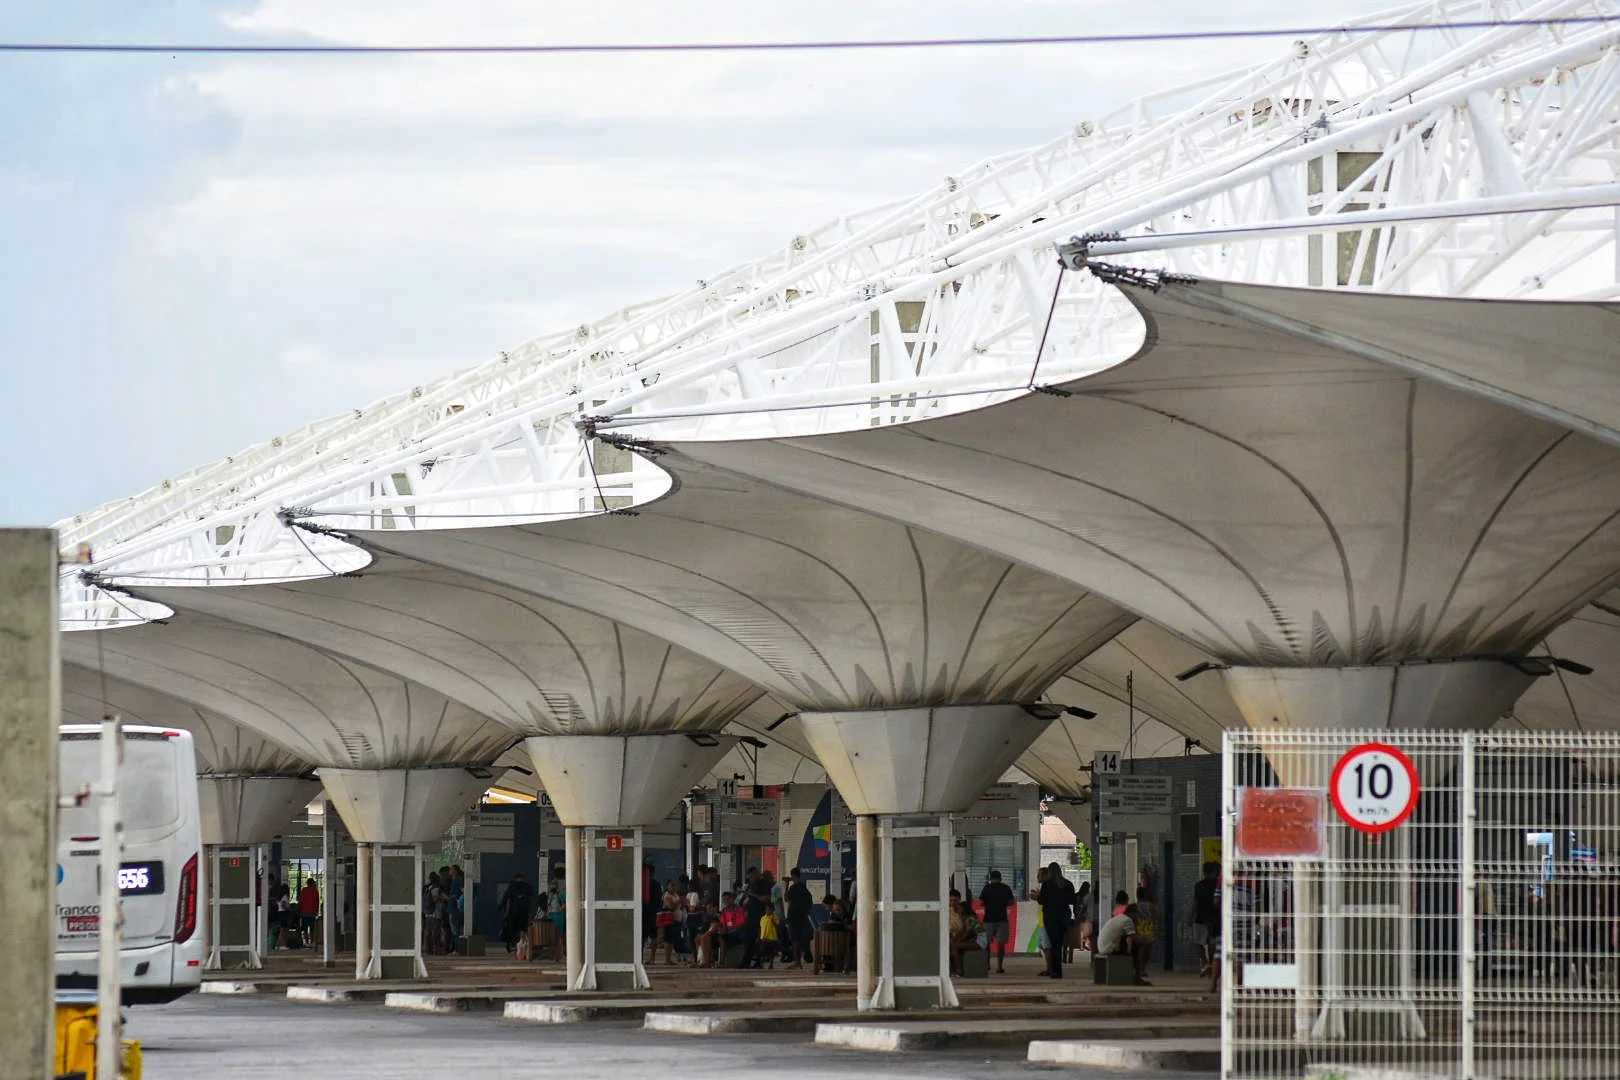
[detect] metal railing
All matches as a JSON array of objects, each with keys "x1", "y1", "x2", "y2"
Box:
[{"x1": 1223, "y1": 729, "x2": 1620, "y2": 1079}]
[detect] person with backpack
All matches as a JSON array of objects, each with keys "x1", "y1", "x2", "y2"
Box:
[
  {"x1": 1035, "y1": 863, "x2": 1076, "y2": 978},
  {"x1": 498, "y1": 872, "x2": 535, "y2": 953}
]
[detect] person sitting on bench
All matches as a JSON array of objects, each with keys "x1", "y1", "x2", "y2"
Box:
[
  {"x1": 947, "y1": 890, "x2": 984, "y2": 976},
  {"x1": 692, "y1": 901, "x2": 722, "y2": 967},
  {"x1": 1097, "y1": 902, "x2": 1151, "y2": 986},
  {"x1": 717, "y1": 892, "x2": 747, "y2": 966},
  {"x1": 813, "y1": 895, "x2": 852, "y2": 972}
]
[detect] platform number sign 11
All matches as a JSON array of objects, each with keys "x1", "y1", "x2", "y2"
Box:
[{"x1": 1330, "y1": 742, "x2": 1420, "y2": 835}]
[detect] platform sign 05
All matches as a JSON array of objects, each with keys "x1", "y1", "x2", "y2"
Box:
[{"x1": 1330, "y1": 742, "x2": 1420, "y2": 834}]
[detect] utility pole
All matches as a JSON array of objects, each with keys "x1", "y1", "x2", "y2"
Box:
[{"x1": 0, "y1": 530, "x2": 61, "y2": 1078}]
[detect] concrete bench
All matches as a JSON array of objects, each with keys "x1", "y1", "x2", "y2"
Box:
[
  {"x1": 814, "y1": 929, "x2": 851, "y2": 973},
  {"x1": 958, "y1": 948, "x2": 989, "y2": 978},
  {"x1": 526, "y1": 920, "x2": 560, "y2": 962},
  {"x1": 1093, "y1": 953, "x2": 1136, "y2": 985}
]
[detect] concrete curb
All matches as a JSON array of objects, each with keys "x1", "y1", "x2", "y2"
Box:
[
  {"x1": 1027, "y1": 1038, "x2": 1220, "y2": 1071},
  {"x1": 386, "y1": 992, "x2": 491, "y2": 1013},
  {"x1": 286, "y1": 986, "x2": 359, "y2": 1004},
  {"x1": 505, "y1": 1001, "x2": 627, "y2": 1024},
  {"x1": 644, "y1": 1011, "x2": 828, "y2": 1035},
  {"x1": 815, "y1": 1020, "x2": 1220, "y2": 1053},
  {"x1": 199, "y1": 981, "x2": 259, "y2": 995}
]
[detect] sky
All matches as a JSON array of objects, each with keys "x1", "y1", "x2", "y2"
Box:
[{"x1": 0, "y1": 0, "x2": 1389, "y2": 527}]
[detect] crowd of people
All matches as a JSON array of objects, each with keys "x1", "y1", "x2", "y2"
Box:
[
  {"x1": 950, "y1": 860, "x2": 1220, "y2": 987},
  {"x1": 642, "y1": 865, "x2": 842, "y2": 969},
  {"x1": 434, "y1": 856, "x2": 1224, "y2": 987},
  {"x1": 422, "y1": 864, "x2": 468, "y2": 955},
  {"x1": 263, "y1": 871, "x2": 322, "y2": 950}
]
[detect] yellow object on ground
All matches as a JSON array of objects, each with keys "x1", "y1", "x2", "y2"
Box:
[
  {"x1": 53, "y1": 1000, "x2": 143, "y2": 1079},
  {"x1": 121, "y1": 1039, "x2": 143, "y2": 1079},
  {"x1": 54, "y1": 1002, "x2": 97, "y2": 1078}
]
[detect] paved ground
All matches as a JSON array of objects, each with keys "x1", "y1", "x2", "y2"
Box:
[{"x1": 125, "y1": 992, "x2": 1215, "y2": 1079}]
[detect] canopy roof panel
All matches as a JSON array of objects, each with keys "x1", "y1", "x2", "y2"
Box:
[
  {"x1": 136, "y1": 556, "x2": 765, "y2": 736},
  {"x1": 60, "y1": 617, "x2": 518, "y2": 769},
  {"x1": 358, "y1": 452, "x2": 1136, "y2": 711},
  {"x1": 1188, "y1": 282, "x2": 1620, "y2": 449},
  {"x1": 667, "y1": 277, "x2": 1620, "y2": 666},
  {"x1": 1509, "y1": 590, "x2": 1620, "y2": 733},
  {"x1": 1020, "y1": 620, "x2": 1240, "y2": 796},
  {"x1": 60, "y1": 663, "x2": 314, "y2": 776}
]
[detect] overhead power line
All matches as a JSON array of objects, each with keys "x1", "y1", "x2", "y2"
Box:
[{"x1": 0, "y1": 15, "x2": 1617, "y2": 56}]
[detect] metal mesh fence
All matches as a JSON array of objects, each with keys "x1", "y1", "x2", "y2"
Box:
[{"x1": 1223, "y1": 730, "x2": 1620, "y2": 1080}]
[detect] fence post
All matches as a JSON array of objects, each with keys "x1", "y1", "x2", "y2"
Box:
[
  {"x1": 1459, "y1": 732, "x2": 1477, "y2": 1080},
  {"x1": 1220, "y1": 732, "x2": 1236, "y2": 1079},
  {"x1": 0, "y1": 530, "x2": 59, "y2": 1080}
]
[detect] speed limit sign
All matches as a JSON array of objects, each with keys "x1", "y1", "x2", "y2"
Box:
[{"x1": 1330, "y1": 742, "x2": 1420, "y2": 834}]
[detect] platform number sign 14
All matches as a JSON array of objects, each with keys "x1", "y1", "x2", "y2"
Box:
[{"x1": 1330, "y1": 742, "x2": 1420, "y2": 835}]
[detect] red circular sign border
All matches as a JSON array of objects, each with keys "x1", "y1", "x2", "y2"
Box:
[{"x1": 1329, "y1": 741, "x2": 1421, "y2": 835}]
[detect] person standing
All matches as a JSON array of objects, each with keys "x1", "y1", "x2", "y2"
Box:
[
  {"x1": 1190, "y1": 860, "x2": 1221, "y2": 977},
  {"x1": 1036, "y1": 862, "x2": 1075, "y2": 978},
  {"x1": 1075, "y1": 881, "x2": 1095, "y2": 951},
  {"x1": 298, "y1": 876, "x2": 320, "y2": 942},
  {"x1": 784, "y1": 868, "x2": 815, "y2": 970},
  {"x1": 546, "y1": 873, "x2": 567, "y2": 939},
  {"x1": 498, "y1": 872, "x2": 535, "y2": 953},
  {"x1": 978, "y1": 870, "x2": 1015, "y2": 974},
  {"x1": 741, "y1": 871, "x2": 773, "y2": 968}
]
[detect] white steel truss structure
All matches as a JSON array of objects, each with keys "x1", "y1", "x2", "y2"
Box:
[{"x1": 60, "y1": 0, "x2": 1620, "y2": 623}]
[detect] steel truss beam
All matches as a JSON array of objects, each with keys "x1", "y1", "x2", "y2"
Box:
[{"x1": 59, "y1": 0, "x2": 1620, "y2": 617}]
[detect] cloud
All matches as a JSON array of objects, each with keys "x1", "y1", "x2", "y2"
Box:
[{"x1": 0, "y1": 0, "x2": 1391, "y2": 526}]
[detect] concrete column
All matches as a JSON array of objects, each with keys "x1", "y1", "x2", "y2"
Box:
[
  {"x1": 855, "y1": 815, "x2": 878, "y2": 1005},
  {"x1": 0, "y1": 529, "x2": 59, "y2": 1079},
  {"x1": 198, "y1": 775, "x2": 321, "y2": 970},
  {"x1": 354, "y1": 842, "x2": 373, "y2": 981},
  {"x1": 199, "y1": 845, "x2": 212, "y2": 964},
  {"x1": 321, "y1": 800, "x2": 336, "y2": 967},
  {"x1": 799, "y1": 704, "x2": 1057, "y2": 1011},
  {"x1": 255, "y1": 844, "x2": 270, "y2": 959},
  {"x1": 565, "y1": 826, "x2": 584, "y2": 990},
  {"x1": 320, "y1": 766, "x2": 492, "y2": 981},
  {"x1": 524, "y1": 733, "x2": 739, "y2": 991}
]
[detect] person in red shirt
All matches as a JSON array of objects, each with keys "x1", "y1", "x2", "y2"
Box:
[{"x1": 298, "y1": 878, "x2": 320, "y2": 940}]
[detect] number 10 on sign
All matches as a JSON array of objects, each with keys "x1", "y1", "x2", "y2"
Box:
[{"x1": 1330, "y1": 742, "x2": 1420, "y2": 834}]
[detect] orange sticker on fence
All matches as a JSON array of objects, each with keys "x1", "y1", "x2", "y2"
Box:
[{"x1": 1236, "y1": 787, "x2": 1326, "y2": 859}]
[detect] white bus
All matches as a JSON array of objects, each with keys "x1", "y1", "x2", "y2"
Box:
[{"x1": 57, "y1": 724, "x2": 204, "y2": 1004}]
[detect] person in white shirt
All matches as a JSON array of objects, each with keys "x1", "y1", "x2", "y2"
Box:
[
  {"x1": 1097, "y1": 903, "x2": 1152, "y2": 986},
  {"x1": 1098, "y1": 910, "x2": 1136, "y2": 955}
]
